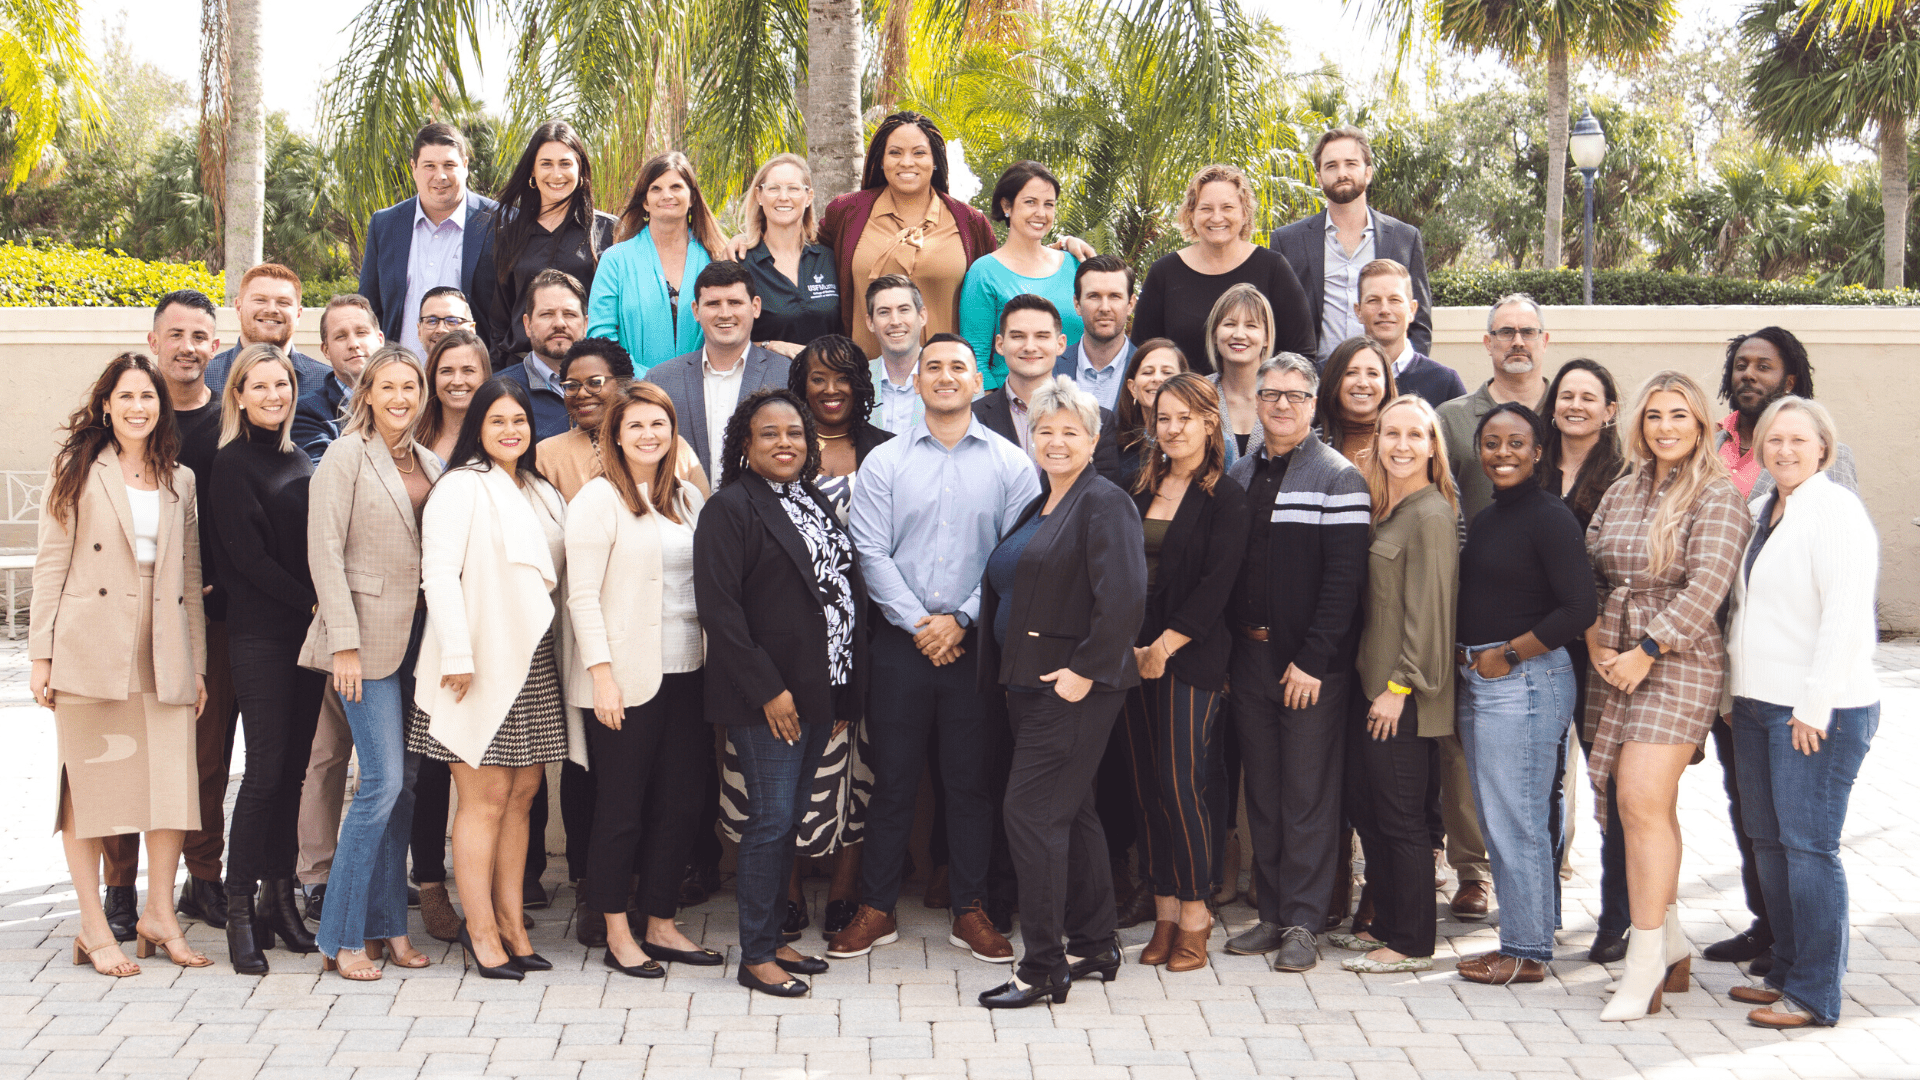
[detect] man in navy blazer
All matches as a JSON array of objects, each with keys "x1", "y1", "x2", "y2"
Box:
[
  {"x1": 291, "y1": 295, "x2": 385, "y2": 464},
  {"x1": 356, "y1": 122, "x2": 498, "y2": 359},
  {"x1": 1270, "y1": 125, "x2": 1434, "y2": 361},
  {"x1": 644, "y1": 261, "x2": 792, "y2": 478}
]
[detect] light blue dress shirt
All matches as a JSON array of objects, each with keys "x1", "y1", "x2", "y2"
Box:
[
  {"x1": 1318, "y1": 210, "x2": 1376, "y2": 362},
  {"x1": 401, "y1": 203, "x2": 468, "y2": 360},
  {"x1": 848, "y1": 417, "x2": 1042, "y2": 633},
  {"x1": 1063, "y1": 338, "x2": 1131, "y2": 411},
  {"x1": 869, "y1": 355, "x2": 925, "y2": 435}
]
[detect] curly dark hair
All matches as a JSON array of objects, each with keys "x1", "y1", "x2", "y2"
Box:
[
  {"x1": 1721, "y1": 325, "x2": 1816, "y2": 407},
  {"x1": 719, "y1": 387, "x2": 820, "y2": 488},
  {"x1": 788, "y1": 334, "x2": 876, "y2": 426}
]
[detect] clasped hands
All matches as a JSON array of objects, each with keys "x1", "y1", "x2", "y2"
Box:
[{"x1": 913, "y1": 613, "x2": 966, "y2": 666}]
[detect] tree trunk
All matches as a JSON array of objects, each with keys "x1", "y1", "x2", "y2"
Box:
[
  {"x1": 806, "y1": 0, "x2": 864, "y2": 206},
  {"x1": 221, "y1": 0, "x2": 264, "y2": 301},
  {"x1": 878, "y1": 0, "x2": 911, "y2": 111},
  {"x1": 1880, "y1": 110, "x2": 1908, "y2": 290},
  {"x1": 1542, "y1": 41, "x2": 1569, "y2": 270}
]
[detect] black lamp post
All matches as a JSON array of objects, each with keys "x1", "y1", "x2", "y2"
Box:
[{"x1": 1570, "y1": 107, "x2": 1607, "y2": 305}]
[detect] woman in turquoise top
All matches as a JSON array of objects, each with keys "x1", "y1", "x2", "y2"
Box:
[
  {"x1": 959, "y1": 162, "x2": 1083, "y2": 390},
  {"x1": 587, "y1": 152, "x2": 723, "y2": 372}
]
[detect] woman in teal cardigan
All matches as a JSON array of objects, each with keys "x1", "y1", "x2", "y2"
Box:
[
  {"x1": 959, "y1": 161, "x2": 1083, "y2": 390},
  {"x1": 588, "y1": 152, "x2": 723, "y2": 372}
]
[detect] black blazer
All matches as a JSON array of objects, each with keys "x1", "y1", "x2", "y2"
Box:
[
  {"x1": 1133, "y1": 473, "x2": 1251, "y2": 692},
  {"x1": 851, "y1": 421, "x2": 894, "y2": 465},
  {"x1": 972, "y1": 388, "x2": 1124, "y2": 488},
  {"x1": 693, "y1": 473, "x2": 870, "y2": 727},
  {"x1": 977, "y1": 468, "x2": 1147, "y2": 694},
  {"x1": 1269, "y1": 208, "x2": 1435, "y2": 356}
]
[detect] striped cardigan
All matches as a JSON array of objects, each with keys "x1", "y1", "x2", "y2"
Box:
[{"x1": 1226, "y1": 430, "x2": 1372, "y2": 678}]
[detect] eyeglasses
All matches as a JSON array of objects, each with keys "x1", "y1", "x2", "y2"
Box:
[
  {"x1": 1490, "y1": 326, "x2": 1543, "y2": 342},
  {"x1": 560, "y1": 375, "x2": 615, "y2": 394},
  {"x1": 419, "y1": 315, "x2": 469, "y2": 329},
  {"x1": 1255, "y1": 389, "x2": 1314, "y2": 405},
  {"x1": 759, "y1": 184, "x2": 809, "y2": 197}
]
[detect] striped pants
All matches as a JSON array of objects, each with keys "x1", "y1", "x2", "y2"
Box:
[{"x1": 1120, "y1": 675, "x2": 1225, "y2": 902}]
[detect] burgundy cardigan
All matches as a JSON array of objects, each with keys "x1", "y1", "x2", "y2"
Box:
[{"x1": 818, "y1": 187, "x2": 999, "y2": 336}]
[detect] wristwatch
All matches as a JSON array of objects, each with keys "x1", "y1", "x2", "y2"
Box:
[
  {"x1": 1638, "y1": 637, "x2": 1661, "y2": 658},
  {"x1": 952, "y1": 611, "x2": 973, "y2": 630},
  {"x1": 1502, "y1": 644, "x2": 1521, "y2": 668}
]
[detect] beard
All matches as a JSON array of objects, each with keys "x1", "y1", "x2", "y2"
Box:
[
  {"x1": 1736, "y1": 382, "x2": 1787, "y2": 419},
  {"x1": 1323, "y1": 178, "x2": 1366, "y2": 206},
  {"x1": 1499, "y1": 353, "x2": 1536, "y2": 376}
]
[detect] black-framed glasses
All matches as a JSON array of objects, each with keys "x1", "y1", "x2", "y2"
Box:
[
  {"x1": 1490, "y1": 326, "x2": 1543, "y2": 342},
  {"x1": 419, "y1": 315, "x2": 470, "y2": 329},
  {"x1": 1255, "y1": 389, "x2": 1313, "y2": 405},
  {"x1": 559, "y1": 375, "x2": 615, "y2": 394}
]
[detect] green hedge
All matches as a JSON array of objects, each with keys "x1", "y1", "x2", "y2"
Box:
[
  {"x1": 1431, "y1": 267, "x2": 1920, "y2": 307},
  {"x1": 302, "y1": 276, "x2": 362, "y2": 308},
  {"x1": 0, "y1": 243, "x2": 222, "y2": 308}
]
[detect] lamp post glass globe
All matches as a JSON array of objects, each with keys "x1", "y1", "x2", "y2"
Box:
[{"x1": 1570, "y1": 107, "x2": 1607, "y2": 305}]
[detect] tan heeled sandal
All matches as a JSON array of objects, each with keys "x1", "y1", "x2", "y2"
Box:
[
  {"x1": 323, "y1": 949, "x2": 383, "y2": 981},
  {"x1": 72, "y1": 936, "x2": 140, "y2": 978},
  {"x1": 134, "y1": 920, "x2": 212, "y2": 968},
  {"x1": 366, "y1": 939, "x2": 431, "y2": 968}
]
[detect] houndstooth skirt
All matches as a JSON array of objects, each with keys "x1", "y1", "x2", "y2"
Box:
[{"x1": 408, "y1": 631, "x2": 567, "y2": 768}]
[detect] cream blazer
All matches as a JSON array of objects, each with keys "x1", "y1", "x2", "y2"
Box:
[
  {"x1": 300, "y1": 432, "x2": 444, "y2": 679},
  {"x1": 563, "y1": 477, "x2": 705, "y2": 712},
  {"x1": 412, "y1": 465, "x2": 584, "y2": 767},
  {"x1": 30, "y1": 446, "x2": 206, "y2": 705}
]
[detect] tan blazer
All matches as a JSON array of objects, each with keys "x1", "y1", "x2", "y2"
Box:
[
  {"x1": 563, "y1": 477, "x2": 705, "y2": 710},
  {"x1": 30, "y1": 446, "x2": 206, "y2": 705},
  {"x1": 300, "y1": 432, "x2": 445, "y2": 680}
]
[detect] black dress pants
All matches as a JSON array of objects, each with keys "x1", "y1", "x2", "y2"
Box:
[
  {"x1": 1004, "y1": 687, "x2": 1123, "y2": 987},
  {"x1": 226, "y1": 631, "x2": 327, "y2": 885},
  {"x1": 1346, "y1": 695, "x2": 1436, "y2": 958},
  {"x1": 580, "y1": 672, "x2": 708, "y2": 917}
]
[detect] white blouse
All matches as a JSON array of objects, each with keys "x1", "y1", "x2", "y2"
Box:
[
  {"x1": 657, "y1": 511, "x2": 701, "y2": 673},
  {"x1": 127, "y1": 486, "x2": 160, "y2": 566}
]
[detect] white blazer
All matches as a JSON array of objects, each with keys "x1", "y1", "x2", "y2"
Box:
[
  {"x1": 563, "y1": 477, "x2": 705, "y2": 712},
  {"x1": 1728, "y1": 471, "x2": 1881, "y2": 733},
  {"x1": 413, "y1": 465, "x2": 584, "y2": 766}
]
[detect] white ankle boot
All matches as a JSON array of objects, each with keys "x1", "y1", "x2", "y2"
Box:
[{"x1": 1600, "y1": 921, "x2": 1668, "y2": 1021}]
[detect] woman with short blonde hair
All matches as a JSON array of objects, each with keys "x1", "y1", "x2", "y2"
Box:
[{"x1": 1202, "y1": 283, "x2": 1273, "y2": 465}]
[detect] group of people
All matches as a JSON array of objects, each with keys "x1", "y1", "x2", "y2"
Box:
[{"x1": 28, "y1": 116, "x2": 1881, "y2": 1027}]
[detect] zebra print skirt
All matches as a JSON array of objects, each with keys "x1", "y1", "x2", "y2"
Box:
[{"x1": 719, "y1": 718, "x2": 873, "y2": 856}]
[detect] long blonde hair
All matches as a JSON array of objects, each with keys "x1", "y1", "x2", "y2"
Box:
[
  {"x1": 218, "y1": 343, "x2": 298, "y2": 451},
  {"x1": 1624, "y1": 370, "x2": 1730, "y2": 575},
  {"x1": 1364, "y1": 395, "x2": 1458, "y2": 521},
  {"x1": 342, "y1": 346, "x2": 428, "y2": 442}
]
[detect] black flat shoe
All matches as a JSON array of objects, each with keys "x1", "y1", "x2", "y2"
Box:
[
  {"x1": 641, "y1": 941, "x2": 726, "y2": 966},
  {"x1": 1703, "y1": 929, "x2": 1772, "y2": 963},
  {"x1": 776, "y1": 954, "x2": 829, "y2": 976},
  {"x1": 603, "y1": 950, "x2": 665, "y2": 979},
  {"x1": 1750, "y1": 948, "x2": 1776, "y2": 977},
  {"x1": 987, "y1": 898, "x2": 1016, "y2": 936},
  {"x1": 1588, "y1": 931, "x2": 1627, "y2": 964},
  {"x1": 738, "y1": 965, "x2": 808, "y2": 997},
  {"x1": 781, "y1": 899, "x2": 809, "y2": 941},
  {"x1": 508, "y1": 951, "x2": 552, "y2": 972},
  {"x1": 979, "y1": 977, "x2": 1068, "y2": 1008},
  {"x1": 302, "y1": 884, "x2": 325, "y2": 923},
  {"x1": 823, "y1": 898, "x2": 858, "y2": 938},
  {"x1": 456, "y1": 923, "x2": 524, "y2": 981},
  {"x1": 1067, "y1": 935, "x2": 1123, "y2": 983},
  {"x1": 103, "y1": 885, "x2": 138, "y2": 943}
]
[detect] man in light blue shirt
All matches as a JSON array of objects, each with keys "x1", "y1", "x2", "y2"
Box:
[
  {"x1": 1051, "y1": 254, "x2": 1135, "y2": 411},
  {"x1": 829, "y1": 333, "x2": 1041, "y2": 964},
  {"x1": 865, "y1": 274, "x2": 928, "y2": 434}
]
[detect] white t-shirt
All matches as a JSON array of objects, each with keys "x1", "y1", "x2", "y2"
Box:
[{"x1": 127, "y1": 486, "x2": 160, "y2": 566}]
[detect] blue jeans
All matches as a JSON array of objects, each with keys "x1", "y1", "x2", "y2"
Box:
[
  {"x1": 316, "y1": 616, "x2": 423, "y2": 958},
  {"x1": 732, "y1": 720, "x2": 830, "y2": 965},
  {"x1": 1732, "y1": 696, "x2": 1878, "y2": 1025},
  {"x1": 1456, "y1": 645, "x2": 1576, "y2": 962}
]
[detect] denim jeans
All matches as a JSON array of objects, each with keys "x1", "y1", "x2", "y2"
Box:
[
  {"x1": 1456, "y1": 645, "x2": 1576, "y2": 962},
  {"x1": 732, "y1": 720, "x2": 830, "y2": 965},
  {"x1": 1732, "y1": 696, "x2": 1878, "y2": 1025},
  {"x1": 316, "y1": 616, "x2": 423, "y2": 958}
]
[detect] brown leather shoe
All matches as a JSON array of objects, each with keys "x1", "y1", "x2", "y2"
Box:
[
  {"x1": 1450, "y1": 880, "x2": 1491, "y2": 921},
  {"x1": 1456, "y1": 951, "x2": 1544, "y2": 984},
  {"x1": 948, "y1": 904, "x2": 1013, "y2": 963},
  {"x1": 1748, "y1": 1004, "x2": 1815, "y2": 1028},
  {"x1": 1166, "y1": 919, "x2": 1212, "y2": 973},
  {"x1": 418, "y1": 882, "x2": 460, "y2": 943},
  {"x1": 922, "y1": 866, "x2": 950, "y2": 910},
  {"x1": 1139, "y1": 920, "x2": 1177, "y2": 966},
  {"x1": 1730, "y1": 984, "x2": 1783, "y2": 1005},
  {"x1": 825, "y1": 904, "x2": 898, "y2": 958}
]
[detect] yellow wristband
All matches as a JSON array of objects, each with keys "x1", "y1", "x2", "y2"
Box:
[{"x1": 1386, "y1": 681, "x2": 1413, "y2": 695}]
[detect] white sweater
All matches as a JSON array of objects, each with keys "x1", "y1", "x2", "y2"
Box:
[{"x1": 1728, "y1": 471, "x2": 1881, "y2": 733}]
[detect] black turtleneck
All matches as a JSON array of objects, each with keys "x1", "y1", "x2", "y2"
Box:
[
  {"x1": 1456, "y1": 474, "x2": 1595, "y2": 650},
  {"x1": 209, "y1": 422, "x2": 316, "y2": 636}
]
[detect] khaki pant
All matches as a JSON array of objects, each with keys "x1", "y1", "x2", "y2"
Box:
[{"x1": 296, "y1": 688, "x2": 353, "y2": 886}]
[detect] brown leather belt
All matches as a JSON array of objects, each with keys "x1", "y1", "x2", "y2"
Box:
[{"x1": 1233, "y1": 624, "x2": 1271, "y2": 642}]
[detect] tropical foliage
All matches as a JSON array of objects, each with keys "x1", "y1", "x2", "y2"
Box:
[
  {"x1": 0, "y1": 0, "x2": 100, "y2": 190},
  {"x1": 0, "y1": 242, "x2": 222, "y2": 307}
]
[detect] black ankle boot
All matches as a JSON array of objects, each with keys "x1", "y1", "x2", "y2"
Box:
[
  {"x1": 177, "y1": 875, "x2": 229, "y2": 929},
  {"x1": 225, "y1": 887, "x2": 269, "y2": 975},
  {"x1": 103, "y1": 885, "x2": 138, "y2": 943},
  {"x1": 257, "y1": 878, "x2": 318, "y2": 953}
]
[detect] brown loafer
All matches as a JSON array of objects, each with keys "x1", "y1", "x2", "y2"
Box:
[
  {"x1": 1139, "y1": 920, "x2": 1177, "y2": 966},
  {"x1": 825, "y1": 904, "x2": 898, "y2": 958},
  {"x1": 1450, "y1": 880, "x2": 1491, "y2": 921},
  {"x1": 1730, "y1": 984, "x2": 1784, "y2": 1005},
  {"x1": 947, "y1": 903, "x2": 1013, "y2": 964},
  {"x1": 1456, "y1": 951, "x2": 1544, "y2": 984},
  {"x1": 1166, "y1": 921, "x2": 1212, "y2": 973},
  {"x1": 1748, "y1": 1004, "x2": 1815, "y2": 1028}
]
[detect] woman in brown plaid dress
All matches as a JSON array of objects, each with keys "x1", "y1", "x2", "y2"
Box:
[{"x1": 1584, "y1": 371, "x2": 1752, "y2": 1021}]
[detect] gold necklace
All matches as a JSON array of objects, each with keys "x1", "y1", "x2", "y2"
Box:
[
  {"x1": 386, "y1": 437, "x2": 416, "y2": 474},
  {"x1": 816, "y1": 430, "x2": 851, "y2": 439}
]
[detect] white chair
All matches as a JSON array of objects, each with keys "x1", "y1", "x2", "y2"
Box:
[{"x1": 2, "y1": 471, "x2": 44, "y2": 640}]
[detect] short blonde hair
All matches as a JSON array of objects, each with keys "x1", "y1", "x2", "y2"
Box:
[
  {"x1": 1178, "y1": 164, "x2": 1257, "y2": 244},
  {"x1": 1753, "y1": 395, "x2": 1837, "y2": 472},
  {"x1": 218, "y1": 343, "x2": 298, "y2": 452},
  {"x1": 1203, "y1": 283, "x2": 1274, "y2": 371},
  {"x1": 739, "y1": 153, "x2": 818, "y2": 247},
  {"x1": 343, "y1": 345, "x2": 428, "y2": 441},
  {"x1": 1027, "y1": 375, "x2": 1101, "y2": 439}
]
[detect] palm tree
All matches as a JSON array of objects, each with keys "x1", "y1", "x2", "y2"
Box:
[
  {"x1": 223, "y1": 0, "x2": 265, "y2": 298},
  {"x1": 1743, "y1": 0, "x2": 1920, "y2": 288},
  {"x1": 0, "y1": 0, "x2": 101, "y2": 191},
  {"x1": 1357, "y1": 0, "x2": 1676, "y2": 270}
]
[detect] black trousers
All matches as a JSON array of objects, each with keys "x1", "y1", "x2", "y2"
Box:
[
  {"x1": 1230, "y1": 640, "x2": 1349, "y2": 930},
  {"x1": 1710, "y1": 715, "x2": 1771, "y2": 943},
  {"x1": 580, "y1": 672, "x2": 708, "y2": 917},
  {"x1": 1346, "y1": 695, "x2": 1436, "y2": 958},
  {"x1": 1120, "y1": 675, "x2": 1224, "y2": 901},
  {"x1": 1004, "y1": 688, "x2": 1123, "y2": 986},
  {"x1": 226, "y1": 631, "x2": 326, "y2": 885},
  {"x1": 1096, "y1": 719, "x2": 1139, "y2": 865}
]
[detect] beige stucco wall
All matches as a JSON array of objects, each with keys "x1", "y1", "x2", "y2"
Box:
[{"x1": 3, "y1": 305, "x2": 1916, "y2": 629}]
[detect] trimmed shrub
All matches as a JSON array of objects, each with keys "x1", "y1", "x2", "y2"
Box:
[
  {"x1": 1432, "y1": 267, "x2": 1920, "y2": 308},
  {"x1": 302, "y1": 276, "x2": 362, "y2": 308},
  {"x1": 0, "y1": 243, "x2": 223, "y2": 307}
]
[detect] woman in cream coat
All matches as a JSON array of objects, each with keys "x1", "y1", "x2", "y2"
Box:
[
  {"x1": 300, "y1": 346, "x2": 443, "y2": 980},
  {"x1": 565, "y1": 381, "x2": 718, "y2": 977},
  {"x1": 408, "y1": 377, "x2": 580, "y2": 980},
  {"x1": 31, "y1": 353, "x2": 209, "y2": 976}
]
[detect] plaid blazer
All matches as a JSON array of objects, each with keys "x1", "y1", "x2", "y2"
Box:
[{"x1": 299, "y1": 432, "x2": 444, "y2": 680}]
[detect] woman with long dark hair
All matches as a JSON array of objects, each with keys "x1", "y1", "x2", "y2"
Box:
[
  {"x1": 480, "y1": 121, "x2": 618, "y2": 363},
  {"x1": 1316, "y1": 336, "x2": 1397, "y2": 468},
  {"x1": 418, "y1": 330, "x2": 494, "y2": 467},
  {"x1": 587, "y1": 152, "x2": 723, "y2": 370},
  {"x1": 1112, "y1": 339, "x2": 1188, "y2": 490},
  {"x1": 32, "y1": 353, "x2": 209, "y2": 978}
]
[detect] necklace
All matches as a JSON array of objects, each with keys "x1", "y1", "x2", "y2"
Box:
[
  {"x1": 386, "y1": 438, "x2": 416, "y2": 474},
  {"x1": 816, "y1": 430, "x2": 850, "y2": 439}
]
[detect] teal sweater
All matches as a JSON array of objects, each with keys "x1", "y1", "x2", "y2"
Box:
[
  {"x1": 586, "y1": 229, "x2": 712, "y2": 373},
  {"x1": 958, "y1": 251, "x2": 1082, "y2": 390}
]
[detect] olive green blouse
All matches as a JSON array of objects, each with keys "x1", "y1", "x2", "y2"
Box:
[{"x1": 1356, "y1": 483, "x2": 1460, "y2": 737}]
